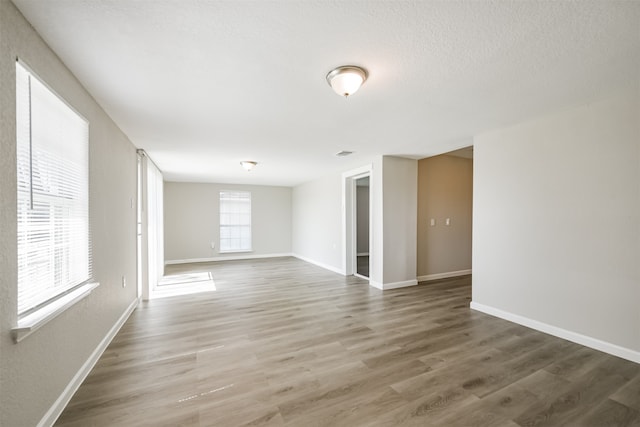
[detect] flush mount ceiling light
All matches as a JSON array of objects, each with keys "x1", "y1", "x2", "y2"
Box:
[
  {"x1": 240, "y1": 161, "x2": 257, "y2": 171},
  {"x1": 326, "y1": 65, "x2": 367, "y2": 98}
]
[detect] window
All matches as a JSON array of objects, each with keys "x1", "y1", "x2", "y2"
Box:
[
  {"x1": 219, "y1": 191, "x2": 251, "y2": 252},
  {"x1": 16, "y1": 61, "x2": 91, "y2": 317}
]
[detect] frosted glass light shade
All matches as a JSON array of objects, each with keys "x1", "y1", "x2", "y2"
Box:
[
  {"x1": 326, "y1": 66, "x2": 367, "y2": 97},
  {"x1": 240, "y1": 161, "x2": 257, "y2": 171}
]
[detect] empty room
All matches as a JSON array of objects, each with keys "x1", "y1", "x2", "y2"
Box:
[{"x1": 1, "y1": 1, "x2": 639, "y2": 426}]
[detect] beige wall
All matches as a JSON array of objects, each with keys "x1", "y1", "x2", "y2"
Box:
[
  {"x1": 417, "y1": 155, "x2": 473, "y2": 278},
  {"x1": 164, "y1": 182, "x2": 292, "y2": 262},
  {"x1": 0, "y1": 1, "x2": 139, "y2": 425}
]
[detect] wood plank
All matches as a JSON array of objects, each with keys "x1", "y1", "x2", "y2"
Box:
[{"x1": 55, "y1": 257, "x2": 640, "y2": 426}]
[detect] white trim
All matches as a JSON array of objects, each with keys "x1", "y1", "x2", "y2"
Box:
[
  {"x1": 370, "y1": 279, "x2": 418, "y2": 290},
  {"x1": 470, "y1": 301, "x2": 640, "y2": 364},
  {"x1": 165, "y1": 253, "x2": 293, "y2": 265},
  {"x1": 417, "y1": 269, "x2": 472, "y2": 282},
  {"x1": 39, "y1": 297, "x2": 140, "y2": 427},
  {"x1": 292, "y1": 253, "x2": 344, "y2": 275},
  {"x1": 342, "y1": 163, "x2": 373, "y2": 277},
  {"x1": 12, "y1": 282, "x2": 100, "y2": 343},
  {"x1": 341, "y1": 165, "x2": 373, "y2": 180},
  {"x1": 369, "y1": 280, "x2": 384, "y2": 290},
  {"x1": 17, "y1": 59, "x2": 88, "y2": 122}
]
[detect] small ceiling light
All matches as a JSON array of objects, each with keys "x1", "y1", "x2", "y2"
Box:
[
  {"x1": 326, "y1": 65, "x2": 367, "y2": 98},
  {"x1": 240, "y1": 161, "x2": 257, "y2": 171}
]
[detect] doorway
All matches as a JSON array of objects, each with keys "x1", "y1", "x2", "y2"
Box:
[
  {"x1": 342, "y1": 164, "x2": 372, "y2": 280},
  {"x1": 417, "y1": 146, "x2": 473, "y2": 282},
  {"x1": 355, "y1": 176, "x2": 370, "y2": 278}
]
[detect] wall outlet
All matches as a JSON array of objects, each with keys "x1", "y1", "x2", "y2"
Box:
[
  {"x1": 121, "y1": 276, "x2": 126, "y2": 288},
  {"x1": 210, "y1": 241, "x2": 216, "y2": 249},
  {"x1": 445, "y1": 218, "x2": 451, "y2": 226}
]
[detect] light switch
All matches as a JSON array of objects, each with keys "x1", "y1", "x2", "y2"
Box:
[
  {"x1": 430, "y1": 218, "x2": 435, "y2": 226},
  {"x1": 445, "y1": 218, "x2": 451, "y2": 226}
]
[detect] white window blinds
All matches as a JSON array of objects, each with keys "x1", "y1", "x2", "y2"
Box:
[
  {"x1": 16, "y1": 61, "x2": 91, "y2": 316},
  {"x1": 219, "y1": 191, "x2": 251, "y2": 252}
]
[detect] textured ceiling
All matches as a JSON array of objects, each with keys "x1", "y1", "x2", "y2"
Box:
[{"x1": 12, "y1": 0, "x2": 640, "y2": 186}]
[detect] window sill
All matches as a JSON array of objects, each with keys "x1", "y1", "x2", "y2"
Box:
[
  {"x1": 218, "y1": 250, "x2": 253, "y2": 254},
  {"x1": 12, "y1": 282, "x2": 100, "y2": 343}
]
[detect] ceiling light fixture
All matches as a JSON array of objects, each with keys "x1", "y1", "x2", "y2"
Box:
[
  {"x1": 326, "y1": 65, "x2": 367, "y2": 98},
  {"x1": 240, "y1": 161, "x2": 257, "y2": 171}
]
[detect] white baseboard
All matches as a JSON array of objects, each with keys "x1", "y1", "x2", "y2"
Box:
[
  {"x1": 369, "y1": 280, "x2": 383, "y2": 289},
  {"x1": 292, "y1": 254, "x2": 344, "y2": 275},
  {"x1": 39, "y1": 297, "x2": 140, "y2": 427},
  {"x1": 470, "y1": 301, "x2": 640, "y2": 364},
  {"x1": 417, "y1": 269, "x2": 472, "y2": 282},
  {"x1": 165, "y1": 253, "x2": 293, "y2": 265},
  {"x1": 370, "y1": 279, "x2": 418, "y2": 290}
]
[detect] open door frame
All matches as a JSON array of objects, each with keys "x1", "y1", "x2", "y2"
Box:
[{"x1": 342, "y1": 164, "x2": 372, "y2": 277}]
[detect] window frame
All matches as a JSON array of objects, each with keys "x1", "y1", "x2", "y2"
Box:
[
  {"x1": 12, "y1": 59, "x2": 98, "y2": 343},
  {"x1": 219, "y1": 190, "x2": 252, "y2": 253}
]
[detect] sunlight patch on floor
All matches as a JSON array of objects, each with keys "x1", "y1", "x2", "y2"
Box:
[{"x1": 152, "y1": 272, "x2": 216, "y2": 299}]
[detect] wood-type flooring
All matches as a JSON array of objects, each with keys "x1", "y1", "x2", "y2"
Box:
[{"x1": 56, "y1": 257, "x2": 640, "y2": 426}]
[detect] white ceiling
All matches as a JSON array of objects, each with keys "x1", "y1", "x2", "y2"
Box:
[{"x1": 12, "y1": 0, "x2": 640, "y2": 187}]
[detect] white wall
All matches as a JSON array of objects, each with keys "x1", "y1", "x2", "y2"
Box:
[
  {"x1": 291, "y1": 156, "x2": 418, "y2": 288},
  {"x1": 164, "y1": 182, "x2": 292, "y2": 262},
  {"x1": 371, "y1": 157, "x2": 384, "y2": 283},
  {"x1": 291, "y1": 173, "x2": 343, "y2": 273},
  {"x1": 0, "y1": 1, "x2": 139, "y2": 425},
  {"x1": 472, "y1": 92, "x2": 640, "y2": 361},
  {"x1": 381, "y1": 156, "x2": 418, "y2": 286}
]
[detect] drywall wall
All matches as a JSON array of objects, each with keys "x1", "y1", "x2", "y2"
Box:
[
  {"x1": 0, "y1": 1, "x2": 138, "y2": 425},
  {"x1": 164, "y1": 182, "x2": 292, "y2": 262},
  {"x1": 417, "y1": 155, "x2": 473, "y2": 279},
  {"x1": 292, "y1": 156, "x2": 417, "y2": 288},
  {"x1": 381, "y1": 156, "x2": 418, "y2": 286},
  {"x1": 291, "y1": 173, "x2": 343, "y2": 273},
  {"x1": 356, "y1": 184, "x2": 370, "y2": 254},
  {"x1": 472, "y1": 92, "x2": 640, "y2": 360}
]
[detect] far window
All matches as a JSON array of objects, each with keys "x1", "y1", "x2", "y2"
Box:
[
  {"x1": 16, "y1": 61, "x2": 91, "y2": 316},
  {"x1": 219, "y1": 191, "x2": 251, "y2": 252}
]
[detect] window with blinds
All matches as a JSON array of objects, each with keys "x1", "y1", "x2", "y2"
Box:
[
  {"x1": 219, "y1": 191, "x2": 251, "y2": 252},
  {"x1": 16, "y1": 61, "x2": 91, "y2": 316}
]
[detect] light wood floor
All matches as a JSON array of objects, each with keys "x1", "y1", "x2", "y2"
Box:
[{"x1": 56, "y1": 257, "x2": 640, "y2": 426}]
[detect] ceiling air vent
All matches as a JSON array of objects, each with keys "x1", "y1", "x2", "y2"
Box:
[{"x1": 335, "y1": 150, "x2": 353, "y2": 157}]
